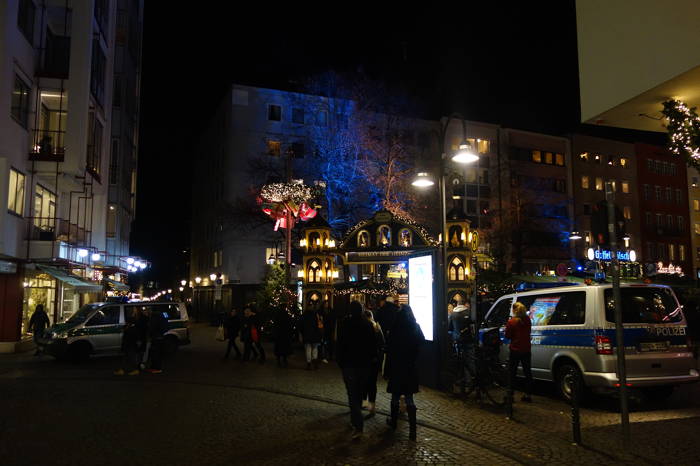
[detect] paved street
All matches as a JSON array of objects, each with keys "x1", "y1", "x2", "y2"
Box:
[{"x1": 2, "y1": 324, "x2": 700, "y2": 465}]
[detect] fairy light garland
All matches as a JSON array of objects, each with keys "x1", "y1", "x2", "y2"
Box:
[
  {"x1": 260, "y1": 183, "x2": 313, "y2": 203},
  {"x1": 333, "y1": 279, "x2": 405, "y2": 296},
  {"x1": 338, "y1": 214, "x2": 439, "y2": 248},
  {"x1": 662, "y1": 99, "x2": 700, "y2": 168}
]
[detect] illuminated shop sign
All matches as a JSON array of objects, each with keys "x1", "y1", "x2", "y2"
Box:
[
  {"x1": 657, "y1": 262, "x2": 683, "y2": 275},
  {"x1": 586, "y1": 248, "x2": 636, "y2": 262}
]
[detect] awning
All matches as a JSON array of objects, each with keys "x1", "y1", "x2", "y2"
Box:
[
  {"x1": 36, "y1": 265, "x2": 103, "y2": 293},
  {"x1": 104, "y1": 277, "x2": 129, "y2": 292}
]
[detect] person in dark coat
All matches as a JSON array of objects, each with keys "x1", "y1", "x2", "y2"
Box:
[
  {"x1": 319, "y1": 300, "x2": 336, "y2": 362},
  {"x1": 362, "y1": 309, "x2": 385, "y2": 418},
  {"x1": 147, "y1": 308, "x2": 168, "y2": 373},
  {"x1": 375, "y1": 296, "x2": 399, "y2": 338},
  {"x1": 385, "y1": 304, "x2": 425, "y2": 440},
  {"x1": 337, "y1": 301, "x2": 378, "y2": 440},
  {"x1": 242, "y1": 307, "x2": 265, "y2": 364},
  {"x1": 28, "y1": 304, "x2": 50, "y2": 355},
  {"x1": 115, "y1": 308, "x2": 144, "y2": 376},
  {"x1": 273, "y1": 309, "x2": 293, "y2": 367},
  {"x1": 301, "y1": 305, "x2": 323, "y2": 370},
  {"x1": 223, "y1": 308, "x2": 242, "y2": 360}
]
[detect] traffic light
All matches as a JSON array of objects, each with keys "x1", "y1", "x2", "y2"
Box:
[{"x1": 590, "y1": 200, "x2": 626, "y2": 248}]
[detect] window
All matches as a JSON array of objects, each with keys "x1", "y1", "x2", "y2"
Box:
[
  {"x1": 357, "y1": 230, "x2": 370, "y2": 248},
  {"x1": 607, "y1": 155, "x2": 615, "y2": 166},
  {"x1": 336, "y1": 113, "x2": 348, "y2": 129},
  {"x1": 34, "y1": 89, "x2": 68, "y2": 156},
  {"x1": 584, "y1": 231, "x2": 592, "y2": 244},
  {"x1": 695, "y1": 223, "x2": 700, "y2": 235},
  {"x1": 621, "y1": 181, "x2": 630, "y2": 194},
  {"x1": 581, "y1": 176, "x2": 589, "y2": 189},
  {"x1": 307, "y1": 260, "x2": 321, "y2": 283},
  {"x1": 695, "y1": 200, "x2": 700, "y2": 212},
  {"x1": 643, "y1": 184, "x2": 651, "y2": 200},
  {"x1": 17, "y1": 0, "x2": 35, "y2": 43},
  {"x1": 516, "y1": 292, "x2": 586, "y2": 326},
  {"x1": 554, "y1": 179, "x2": 566, "y2": 193},
  {"x1": 267, "y1": 140, "x2": 281, "y2": 156},
  {"x1": 608, "y1": 180, "x2": 617, "y2": 192},
  {"x1": 94, "y1": 0, "x2": 109, "y2": 34},
  {"x1": 11, "y1": 75, "x2": 31, "y2": 128},
  {"x1": 544, "y1": 152, "x2": 553, "y2": 164},
  {"x1": 656, "y1": 213, "x2": 663, "y2": 227},
  {"x1": 292, "y1": 108, "x2": 304, "y2": 124},
  {"x1": 669, "y1": 244, "x2": 675, "y2": 261},
  {"x1": 583, "y1": 204, "x2": 591, "y2": 215},
  {"x1": 676, "y1": 189, "x2": 682, "y2": 204},
  {"x1": 531, "y1": 150, "x2": 541, "y2": 163},
  {"x1": 290, "y1": 142, "x2": 304, "y2": 159},
  {"x1": 680, "y1": 245, "x2": 686, "y2": 261},
  {"x1": 645, "y1": 212, "x2": 652, "y2": 226},
  {"x1": 213, "y1": 250, "x2": 223, "y2": 267},
  {"x1": 34, "y1": 184, "x2": 56, "y2": 230},
  {"x1": 655, "y1": 186, "x2": 662, "y2": 201},
  {"x1": 594, "y1": 154, "x2": 601, "y2": 164},
  {"x1": 86, "y1": 307, "x2": 120, "y2": 326},
  {"x1": 377, "y1": 225, "x2": 391, "y2": 246},
  {"x1": 665, "y1": 187, "x2": 673, "y2": 202},
  {"x1": 623, "y1": 206, "x2": 631, "y2": 220},
  {"x1": 8, "y1": 168, "x2": 25, "y2": 216},
  {"x1": 106, "y1": 204, "x2": 116, "y2": 237},
  {"x1": 579, "y1": 152, "x2": 589, "y2": 162},
  {"x1": 399, "y1": 229, "x2": 412, "y2": 247},
  {"x1": 604, "y1": 288, "x2": 681, "y2": 324},
  {"x1": 484, "y1": 298, "x2": 513, "y2": 328},
  {"x1": 86, "y1": 113, "x2": 103, "y2": 176},
  {"x1": 448, "y1": 256, "x2": 465, "y2": 281},
  {"x1": 667, "y1": 214, "x2": 674, "y2": 229},
  {"x1": 90, "y1": 39, "x2": 106, "y2": 104},
  {"x1": 109, "y1": 139, "x2": 119, "y2": 185},
  {"x1": 317, "y1": 110, "x2": 328, "y2": 126},
  {"x1": 619, "y1": 157, "x2": 629, "y2": 168},
  {"x1": 647, "y1": 242, "x2": 655, "y2": 259},
  {"x1": 268, "y1": 105, "x2": 281, "y2": 121},
  {"x1": 595, "y1": 177, "x2": 603, "y2": 191},
  {"x1": 477, "y1": 139, "x2": 489, "y2": 154},
  {"x1": 679, "y1": 216, "x2": 685, "y2": 232}
]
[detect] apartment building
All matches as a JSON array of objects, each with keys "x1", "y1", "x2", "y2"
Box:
[
  {"x1": 0, "y1": 0, "x2": 141, "y2": 352},
  {"x1": 688, "y1": 167, "x2": 700, "y2": 279}
]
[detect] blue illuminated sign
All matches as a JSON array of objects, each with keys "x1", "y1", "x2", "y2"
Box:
[{"x1": 593, "y1": 250, "x2": 632, "y2": 262}]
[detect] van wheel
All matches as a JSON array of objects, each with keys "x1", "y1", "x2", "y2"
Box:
[
  {"x1": 68, "y1": 341, "x2": 91, "y2": 363},
  {"x1": 163, "y1": 336, "x2": 178, "y2": 356},
  {"x1": 556, "y1": 363, "x2": 584, "y2": 402}
]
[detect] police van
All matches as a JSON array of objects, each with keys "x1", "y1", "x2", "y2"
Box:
[
  {"x1": 42, "y1": 301, "x2": 190, "y2": 361},
  {"x1": 481, "y1": 283, "x2": 699, "y2": 400}
]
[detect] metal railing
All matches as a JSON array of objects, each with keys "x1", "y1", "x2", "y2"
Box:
[
  {"x1": 29, "y1": 129, "x2": 65, "y2": 161},
  {"x1": 27, "y1": 217, "x2": 88, "y2": 245}
]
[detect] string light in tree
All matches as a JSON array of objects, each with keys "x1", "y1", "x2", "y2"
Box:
[{"x1": 661, "y1": 99, "x2": 700, "y2": 168}]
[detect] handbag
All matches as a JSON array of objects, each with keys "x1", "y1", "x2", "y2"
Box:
[
  {"x1": 251, "y1": 325, "x2": 260, "y2": 343},
  {"x1": 316, "y1": 314, "x2": 324, "y2": 330},
  {"x1": 215, "y1": 324, "x2": 226, "y2": 342}
]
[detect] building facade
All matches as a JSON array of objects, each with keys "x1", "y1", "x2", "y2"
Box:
[
  {"x1": 688, "y1": 167, "x2": 700, "y2": 279},
  {"x1": 0, "y1": 0, "x2": 141, "y2": 352}
]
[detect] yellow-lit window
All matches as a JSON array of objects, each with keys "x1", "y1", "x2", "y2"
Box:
[
  {"x1": 595, "y1": 177, "x2": 603, "y2": 191},
  {"x1": 680, "y1": 245, "x2": 686, "y2": 261},
  {"x1": 694, "y1": 199, "x2": 700, "y2": 211},
  {"x1": 581, "y1": 176, "x2": 589, "y2": 189},
  {"x1": 267, "y1": 140, "x2": 281, "y2": 156},
  {"x1": 545, "y1": 152, "x2": 553, "y2": 164},
  {"x1": 609, "y1": 180, "x2": 617, "y2": 192},
  {"x1": 555, "y1": 153, "x2": 564, "y2": 166},
  {"x1": 621, "y1": 181, "x2": 630, "y2": 194},
  {"x1": 8, "y1": 168, "x2": 25, "y2": 216},
  {"x1": 531, "y1": 150, "x2": 541, "y2": 163},
  {"x1": 579, "y1": 152, "x2": 589, "y2": 162},
  {"x1": 477, "y1": 139, "x2": 489, "y2": 154},
  {"x1": 620, "y1": 158, "x2": 628, "y2": 168},
  {"x1": 623, "y1": 206, "x2": 631, "y2": 220},
  {"x1": 695, "y1": 223, "x2": 700, "y2": 235},
  {"x1": 669, "y1": 244, "x2": 675, "y2": 261}
]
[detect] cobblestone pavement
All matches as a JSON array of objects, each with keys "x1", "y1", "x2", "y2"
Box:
[{"x1": 2, "y1": 323, "x2": 700, "y2": 465}]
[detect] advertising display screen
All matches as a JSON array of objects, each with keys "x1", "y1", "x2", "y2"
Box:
[
  {"x1": 528, "y1": 297, "x2": 561, "y2": 326},
  {"x1": 408, "y1": 254, "x2": 434, "y2": 341}
]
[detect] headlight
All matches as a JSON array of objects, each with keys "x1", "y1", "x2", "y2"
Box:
[{"x1": 50, "y1": 331, "x2": 67, "y2": 339}]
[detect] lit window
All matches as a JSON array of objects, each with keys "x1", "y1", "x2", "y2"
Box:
[
  {"x1": 11, "y1": 75, "x2": 31, "y2": 128},
  {"x1": 307, "y1": 260, "x2": 321, "y2": 283},
  {"x1": 695, "y1": 223, "x2": 700, "y2": 235},
  {"x1": 555, "y1": 153, "x2": 564, "y2": 166},
  {"x1": 680, "y1": 245, "x2": 686, "y2": 261},
  {"x1": 669, "y1": 244, "x2": 675, "y2": 261},
  {"x1": 399, "y1": 229, "x2": 412, "y2": 247},
  {"x1": 477, "y1": 139, "x2": 489, "y2": 154},
  {"x1": 584, "y1": 231, "x2": 591, "y2": 244},
  {"x1": 34, "y1": 185, "x2": 56, "y2": 230},
  {"x1": 531, "y1": 150, "x2": 541, "y2": 163},
  {"x1": 694, "y1": 200, "x2": 700, "y2": 212},
  {"x1": 545, "y1": 152, "x2": 553, "y2": 164},
  {"x1": 581, "y1": 176, "x2": 589, "y2": 189},
  {"x1": 595, "y1": 177, "x2": 603, "y2": 191},
  {"x1": 357, "y1": 230, "x2": 370, "y2": 248},
  {"x1": 268, "y1": 105, "x2": 281, "y2": 121},
  {"x1": 621, "y1": 181, "x2": 629, "y2": 194},
  {"x1": 655, "y1": 186, "x2": 662, "y2": 201},
  {"x1": 8, "y1": 168, "x2": 25, "y2": 216},
  {"x1": 623, "y1": 206, "x2": 631, "y2": 220},
  {"x1": 448, "y1": 256, "x2": 465, "y2": 281},
  {"x1": 579, "y1": 152, "x2": 589, "y2": 162},
  {"x1": 609, "y1": 180, "x2": 617, "y2": 192},
  {"x1": 377, "y1": 225, "x2": 391, "y2": 246},
  {"x1": 267, "y1": 140, "x2": 281, "y2": 156},
  {"x1": 607, "y1": 155, "x2": 615, "y2": 166},
  {"x1": 619, "y1": 157, "x2": 628, "y2": 168}
]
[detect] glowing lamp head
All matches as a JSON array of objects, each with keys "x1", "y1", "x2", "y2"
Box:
[
  {"x1": 329, "y1": 239, "x2": 336, "y2": 248},
  {"x1": 181, "y1": 280, "x2": 187, "y2": 287},
  {"x1": 210, "y1": 273, "x2": 217, "y2": 281},
  {"x1": 569, "y1": 231, "x2": 582, "y2": 240},
  {"x1": 77, "y1": 249, "x2": 88, "y2": 258},
  {"x1": 179, "y1": 287, "x2": 184, "y2": 292},
  {"x1": 91, "y1": 253, "x2": 101, "y2": 261},
  {"x1": 167, "y1": 289, "x2": 172, "y2": 294},
  {"x1": 629, "y1": 250, "x2": 637, "y2": 262},
  {"x1": 138, "y1": 262, "x2": 146, "y2": 270},
  {"x1": 195, "y1": 276, "x2": 202, "y2": 284},
  {"x1": 297, "y1": 269, "x2": 304, "y2": 278},
  {"x1": 126, "y1": 257, "x2": 135, "y2": 265},
  {"x1": 587, "y1": 248, "x2": 595, "y2": 261},
  {"x1": 411, "y1": 172, "x2": 435, "y2": 188},
  {"x1": 451, "y1": 143, "x2": 479, "y2": 164}
]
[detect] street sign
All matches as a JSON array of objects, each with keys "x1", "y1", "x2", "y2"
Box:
[{"x1": 556, "y1": 263, "x2": 568, "y2": 277}]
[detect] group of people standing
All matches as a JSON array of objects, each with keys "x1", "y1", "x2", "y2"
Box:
[
  {"x1": 115, "y1": 306, "x2": 168, "y2": 375},
  {"x1": 222, "y1": 307, "x2": 266, "y2": 363},
  {"x1": 337, "y1": 297, "x2": 425, "y2": 441}
]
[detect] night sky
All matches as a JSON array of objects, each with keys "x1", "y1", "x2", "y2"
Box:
[{"x1": 132, "y1": 3, "x2": 586, "y2": 286}]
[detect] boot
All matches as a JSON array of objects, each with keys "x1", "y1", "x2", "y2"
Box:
[
  {"x1": 386, "y1": 402, "x2": 399, "y2": 430},
  {"x1": 407, "y1": 405, "x2": 417, "y2": 440}
]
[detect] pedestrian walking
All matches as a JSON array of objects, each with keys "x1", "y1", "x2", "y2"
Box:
[
  {"x1": 301, "y1": 305, "x2": 323, "y2": 370},
  {"x1": 506, "y1": 301, "x2": 533, "y2": 402},
  {"x1": 385, "y1": 305, "x2": 425, "y2": 441},
  {"x1": 147, "y1": 308, "x2": 168, "y2": 374},
  {"x1": 273, "y1": 309, "x2": 293, "y2": 367},
  {"x1": 28, "y1": 304, "x2": 50, "y2": 356},
  {"x1": 319, "y1": 300, "x2": 336, "y2": 362},
  {"x1": 242, "y1": 307, "x2": 265, "y2": 364},
  {"x1": 362, "y1": 309, "x2": 384, "y2": 418},
  {"x1": 115, "y1": 308, "x2": 144, "y2": 376},
  {"x1": 375, "y1": 296, "x2": 399, "y2": 338},
  {"x1": 223, "y1": 308, "x2": 242, "y2": 360},
  {"x1": 337, "y1": 301, "x2": 378, "y2": 440}
]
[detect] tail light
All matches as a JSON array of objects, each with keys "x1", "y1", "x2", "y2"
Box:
[{"x1": 595, "y1": 335, "x2": 613, "y2": 355}]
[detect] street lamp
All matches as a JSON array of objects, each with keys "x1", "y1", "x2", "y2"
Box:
[
  {"x1": 195, "y1": 276, "x2": 202, "y2": 284},
  {"x1": 569, "y1": 231, "x2": 582, "y2": 240},
  {"x1": 180, "y1": 280, "x2": 187, "y2": 287},
  {"x1": 451, "y1": 142, "x2": 479, "y2": 164}
]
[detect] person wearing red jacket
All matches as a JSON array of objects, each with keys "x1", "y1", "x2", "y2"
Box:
[{"x1": 505, "y1": 301, "x2": 533, "y2": 402}]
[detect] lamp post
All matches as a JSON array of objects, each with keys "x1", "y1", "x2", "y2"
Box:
[{"x1": 412, "y1": 115, "x2": 480, "y2": 375}]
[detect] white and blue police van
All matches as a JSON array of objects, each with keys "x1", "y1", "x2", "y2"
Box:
[{"x1": 481, "y1": 283, "x2": 699, "y2": 400}]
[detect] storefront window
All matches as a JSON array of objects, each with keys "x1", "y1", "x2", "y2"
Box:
[{"x1": 22, "y1": 270, "x2": 56, "y2": 335}]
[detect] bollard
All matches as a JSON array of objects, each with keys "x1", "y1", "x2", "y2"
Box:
[{"x1": 570, "y1": 371, "x2": 582, "y2": 445}]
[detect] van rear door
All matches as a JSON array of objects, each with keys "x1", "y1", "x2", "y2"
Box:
[{"x1": 604, "y1": 286, "x2": 692, "y2": 379}]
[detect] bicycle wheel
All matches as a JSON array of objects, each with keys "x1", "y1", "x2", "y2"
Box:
[{"x1": 481, "y1": 358, "x2": 510, "y2": 407}]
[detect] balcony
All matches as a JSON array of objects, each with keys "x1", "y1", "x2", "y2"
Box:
[
  {"x1": 29, "y1": 129, "x2": 65, "y2": 162},
  {"x1": 27, "y1": 217, "x2": 88, "y2": 246}
]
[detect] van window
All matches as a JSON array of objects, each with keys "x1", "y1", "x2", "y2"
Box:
[
  {"x1": 66, "y1": 303, "x2": 102, "y2": 324},
  {"x1": 517, "y1": 292, "x2": 585, "y2": 326},
  {"x1": 85, "y1": 306, "x2": 120, "y2": 326},
  {"x1": 605, "y1": 288, "x2": 682, "y2": 324},
  {"x1": 484, "y1": 299, "x2": 512, "y2": 327}
]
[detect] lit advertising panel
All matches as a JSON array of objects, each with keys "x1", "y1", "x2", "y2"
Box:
[{"x1": 408, "y1": 254, "x2": 434, "y2": 341}]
